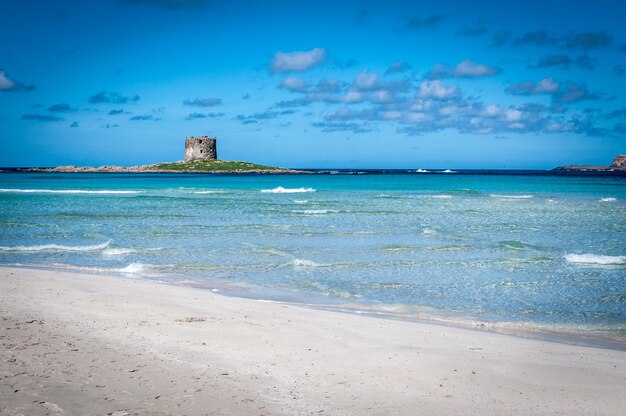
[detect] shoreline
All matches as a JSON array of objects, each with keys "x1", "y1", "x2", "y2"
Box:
[
  {"x1": 2, "y1": 266, "x2": 625, "y2": 415},
  {"x1": 6, "y1": 263, "x2": 626, "y2": 352}
]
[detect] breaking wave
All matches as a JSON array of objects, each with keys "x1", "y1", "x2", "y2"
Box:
[
  {"x1": 286, "y1": 259, "x2": 325, "y2": 268},
  {"x1": 193, "y1": 190, "x2": 225, "y2": 194},
  {"x1": 490, "y1": 194, "x2": 533, "y2": 199},
  {"x1": 0, "y1": 241, "x2": 111, "y2": 252},
  {"x1": 599, "y1": 197, "x2": 617, "y2": 202},
  {"x1": 118, "y1": 263, "x2": 146, "y2": 273},
  {"x1": 292, "y1": 209, "x2": 339, "y2": 215},
  {"x1": 102, "y1": 248, "x2": 137, "y2": 257},
  {"x1": 261, "y1": 187, "x2": 316, "y2": 193},
  {"x1": 565, "y1": 253, "x2": 626, "y2": 265},
  {"x1": 0, "y1": 189, "x2": 141, "y2": 194}
]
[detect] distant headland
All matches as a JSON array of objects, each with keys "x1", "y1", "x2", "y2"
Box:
[
  {"x1": 20, "y1": 136, "x2": 306, "y2": 174},
  {"x1": 553, "y1": 155, "x2": 626, "y2": 172}
]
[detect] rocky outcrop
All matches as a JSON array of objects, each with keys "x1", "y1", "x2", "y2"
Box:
[
  {"x1": 610, "y1": 155, "x2": 626, "y2": 168},
  {"x1": 553, "y1": 154, "x2": 626, "y2": 171}
]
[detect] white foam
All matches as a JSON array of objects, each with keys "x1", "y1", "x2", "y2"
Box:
[
  {"x1": 565, "y1": 253, "x2": 626, "y2": 265},
  {"x1": 118, "y1": 263, "x2": 145, "y2": 273},
  {"x1": 193, "y1": 190, "x2": 225, "y2": 194},
  {"x1": 0, "y1": 189, "x2": 141, "y2": 194},
  {"x1": 0, "y1": 241, "x2": 111, "y2": 252},
  {"x1": 288, "y1": 259, "x2": 324, "y2": 268},
  {"x1": 490, "y1": 194, "x2": 533, "y2": 199},
  {"x1": 102, "y1": 248, "x2": 137, "y2": 257},
  {"x1": 261, "y1": 186, "x2": 316, "y2": 194},
  {"x1": 292, "y1": 209, "x2": 339, "y2": 215},
  {"x1": 599, "y1": 197, "x2": 617, "y2": 202},
  {"x1": 293, "y1": 199, "x2": 309, "y2": 204},
  {"x1": 421, "y1": 228, "x2": 437, "y2": 236},
  {"x1": 430, "y1": 195, "x2": 452, "y2": 199},
  {"x1": 441, "y1": 169, "x2": 456, "y2": 173},
  {"x1": 415, "y1": 169, "x2": 430, "y2": 173}
]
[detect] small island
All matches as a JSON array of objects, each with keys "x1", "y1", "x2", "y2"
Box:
[
  {"x1": 21, "y1": 136, "x2": 306, "y2": 174},
  {"x1": 553, "y1": 154, "x2": 626, "y2": 172}
]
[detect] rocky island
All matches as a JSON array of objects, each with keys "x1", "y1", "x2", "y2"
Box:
[
  {"x1": 21, "y1": 136, "x2": 307, "y2": 174},
  {"x1": 553, "y1": 154, "x2": 626, "y2": 172}
]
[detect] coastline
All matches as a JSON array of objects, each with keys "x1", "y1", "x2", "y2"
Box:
[
  {"x1": 2, "y1": 266, "x2": 626, "y2": 415},
  {"x1": 8, "y1": 262, "x2": 626, "y2": 351}
]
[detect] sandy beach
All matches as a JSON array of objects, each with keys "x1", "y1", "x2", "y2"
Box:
[{"x1": 1, "y1": 266, "x2": 625, "y2": 415}]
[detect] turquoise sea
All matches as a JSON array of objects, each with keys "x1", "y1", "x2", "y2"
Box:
[{"x1": 1, "y1": 171, "x2": 625, "y2": 342}]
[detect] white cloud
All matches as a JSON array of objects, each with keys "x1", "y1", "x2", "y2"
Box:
[
  {"x1": 504, "y1": 109, "x2": 523, "y2": 122},
  {"x1": 370, "y1": 90, "x2": 394, "y2": 103},
  {"x1": 546, "y1": 122, "x2": 577, "y2": 132},
  {"x1": 341, "y1": 90, "x2": 365, "y2": 103},
  {"x1": 270, "y1": 48, "x2": 326, "y2": 73},
  {"x1": 432, "y1": 60, "x2": 500, "y2": 78},
  {"x1": 505, "y1": 78, "x2": 560, "y2": 95},
  {"x1": 354, "y1": 71, "x2": 379, "y2": 90},
  {"x1": 536, "y1": 78, "x2": 559, "y2": 93},
  {"x1": 0, "y1": 70, "x2": 16, "y2": 90},
  {"x1": 280, "y1": 77, "x2": 310, "y2": 92},
  {"x1": 483, "y1": 104, "x2": 502, "y2": 117},
  {"x1": 418, "y1": 80, "x2": 460, "y2": 99}
]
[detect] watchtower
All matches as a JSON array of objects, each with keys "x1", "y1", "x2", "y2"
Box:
[{"x1": 184, "y1": 136, "x2": 217, "y2": 162}]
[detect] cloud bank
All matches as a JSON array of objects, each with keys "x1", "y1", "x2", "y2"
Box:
[{"x1": 270, "y1": 48, "x2": 326, "y2": 73}]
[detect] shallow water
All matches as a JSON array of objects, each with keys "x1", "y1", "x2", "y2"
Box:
[{"x1": 1, "y1": 171, "x2": 625, "y2": 339}]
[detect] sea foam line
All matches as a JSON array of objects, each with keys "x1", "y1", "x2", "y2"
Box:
[
  {"x1": 0, "y1": 241, "x2": 111, "y2": 252},
  {"x1": 0, "y1": 188, "x2": 141, "y2": 194},
  {"x1": 565, "y1": 253, "x2": 626, "y2": 265},
  {"x1": 292, "y1": 209, "x2": 339, "y2": 215},
  {"x1": 490, "y1": 194, "x2": 533, "y2": 199},
  {"x1": 261, "y1": 186, "x2": 316, "y2": 193}
]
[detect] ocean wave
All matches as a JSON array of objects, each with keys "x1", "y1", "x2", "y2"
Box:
[
  {"x1": 261, "y1": 186, "x2": 316, "y2": 193},
  {"x1": 381, "y1": 244, "x2": 416, "y2": 252},
  {"x1": 118, "y1": 263, "x2": 146, "y2": 273},
  {"x1": 0, "y1": 188, "x2": 141, "y2": 194},
  {"x1": 565, "y1": 253, "x2": 626, "y2": 265},
  {"x1": 0, "y1": 241, "x2": 111, "y2": 252},
  {"x1": 193, "y1": 190, "x2": 225, "y2": 194},
  {"x1": 293, "y1": 199, "x2": 309, "y2": 204},
  {"x1": 102, "y1": 247, "x2": 137, "y2": 257},
  {"x1": 292, "y1": 209, "x2": 339, "y2": 215},
  {"x1": 599, "y1": 197, "x2": 617, "y2": 202},
  {"x1": 430, "y1": 195, "x2": 452, "y2": 199},
  {"x1": 490, "y1": 194, "x2": 533, "y2": 199},
  {"x1": 287, "y1": 259, "x2": 325, "y2": 268},
  {"x1": 441, "y1": 169, "x2": 456, "y2": 173},
  {"x1": 449, "y1": 188, "x2": 481, "y2": 195},
  {"x1": 415, "y1": 169, "x2": 430, "y2": 173},
  {"x1": 498, "y1": 240, "x2": 538, "y2": 251}
]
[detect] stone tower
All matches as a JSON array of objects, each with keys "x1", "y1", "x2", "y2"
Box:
[{"x1": 184, "y1": 136, "x2": 217, "y2": 162}]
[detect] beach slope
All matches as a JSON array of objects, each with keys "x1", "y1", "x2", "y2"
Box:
[{"x1": 1, "y1": 266, "x2": 625, "y2": 415}]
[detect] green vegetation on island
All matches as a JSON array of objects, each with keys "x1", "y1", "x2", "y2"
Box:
[{"x1": 148, "y1": 160, "x2": 285, "y2": 172}]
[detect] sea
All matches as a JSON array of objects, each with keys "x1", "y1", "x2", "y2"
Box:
[{"x1": 1, "y1": 170, "x2": 625, "y2": 345}]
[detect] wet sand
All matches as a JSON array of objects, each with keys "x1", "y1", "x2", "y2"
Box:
[{"x1": 1, "y1": 266, "x2": 625, "y2": 415}]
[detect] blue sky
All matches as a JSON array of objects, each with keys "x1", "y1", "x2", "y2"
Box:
[{"x1": 1, "y1": 0, "x2": 625, "y2": 168}]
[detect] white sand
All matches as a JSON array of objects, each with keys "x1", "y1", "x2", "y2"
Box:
[{"x1": 1, "y1": 266, "x2": 625, "y2": 415}]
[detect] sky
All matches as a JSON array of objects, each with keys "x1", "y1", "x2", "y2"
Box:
[{"x1": 1, "y1": 0, "x2": 625, "y2": 169}]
